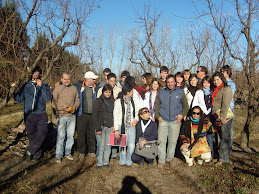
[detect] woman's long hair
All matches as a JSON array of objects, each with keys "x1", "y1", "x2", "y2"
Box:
[
  {"x1": 124, "y1": 76, "x2": 136, "y2": 87},
  {"x1": 150, "y1": 78, "x2": 161, "y2": 91},
  {"x1": 142, "y1": 73, "x2": 152, "y2": 90},
  {"x1": 117, "y1": 84, "x2": 133, "y2": 99},
  {"x1": 191, "y1": 106, "x2": 205, "y2": 120},
  {"x1": 197, "y1": 76, "x2": 213, "y2": 90},
  {"x1": 212, "y1": 72, "x2": 228, "y2": 87},
  {"x1": 100, "y1": 84, "x2": 114, "y2": 102}
]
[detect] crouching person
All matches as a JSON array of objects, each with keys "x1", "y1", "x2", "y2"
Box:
[
  {"x1": 52, "y1": 72, "x2": 80, "y2": 163},
  {"x1": 131, "y1": 107, "x2": 158, "y2": 167},
  {"x1": 93, "y1": 84, "x2": 114, "y2": 170},
  {"x1": 180, "y1": 106, "x2": 212, "y2": 166}
]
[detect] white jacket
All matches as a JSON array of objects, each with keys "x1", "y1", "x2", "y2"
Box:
[
  {"x1": 192, "y1": 89, "x2": 211, "y2": 115},
  {"x1": 183, "y1": 87, "x2": 194, "y2": 108}
]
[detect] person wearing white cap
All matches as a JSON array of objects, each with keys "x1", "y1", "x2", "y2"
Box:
[{"x1": 76, "y1": 71, "x2": 100, "y2": 159}]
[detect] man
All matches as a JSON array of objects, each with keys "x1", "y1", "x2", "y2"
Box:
[
  {"x1": 155, "y1": 74, "x2": 189, "y2": 169},
  {"x1": 12, "y1": 66, "x2": 51, "y2": 160},
  {"x1": 97, "y1": 73, "x2": 122, "y2": 99},
  {"x1": 221, "y1": 65, "x2": 236, "y2": 145},
  {"x1": 98, "y1": 68, "x2": 111, "y2": 87},
  {"x1": 116, "y1": 70, "x2": 130, "y2": 88},
  {"x1": 52, "y1": 72, "x2": 80, "y2": 163},
  {"x1": 159, "y1": 66, "x2": 169, "y2": 88},
  {"x1": 77, "y1": 71, "x2": 100, "y2": 158},
  {"x1": 196, "y1": 66, "x2": 208, "y2": 83}
]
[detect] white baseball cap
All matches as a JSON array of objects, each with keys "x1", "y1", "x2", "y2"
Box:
[{"x1": 84, "y1": 71, "x2": 98, "y2": 79}]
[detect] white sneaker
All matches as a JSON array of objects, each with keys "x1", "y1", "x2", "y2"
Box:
[
  {"x1": 56, "y1": 157, "x2": 62, "y2": 163},
  {"x1": 65, "y1": 154, "x2": 74, "y2": 161},
  {"x1": 197, "y1": 160, "x2": 203, "y2": 165},
  {"x1": 187, "y1": 161, "x2": 193, "y2": 166}
]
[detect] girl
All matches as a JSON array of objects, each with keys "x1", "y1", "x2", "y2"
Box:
[
  {"x1": 183, "y1": 74, "x2": 199, "y2": 108},
  {"x1": 93, "y1": 84, "x2": 114, "y2": 169}
]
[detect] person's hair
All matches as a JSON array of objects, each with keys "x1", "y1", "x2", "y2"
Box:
[
  {"x1": 160, "y1": 66, "x2": 169, "y2": 73},
  {"x1": 197, "y1": 75, "x2": 212, "y2": 90},
  {"x1": 165, "y1": 74, "x2": 175, "y2": 82},
  {"x1": 183, "y1": 69, "x2": 190, "y2": 74},
  {"x1": 103, "y1": 68, "x2": 111, "y2": 74},
  {"x1": 118, "y1": 84, "x2": 133, "y2": 98},
  {"x1": 120, "y1": 70, "x2": 130, "y2": 78},
  {"x1": 138, "y1": 107, "x2": 149, "y2": 118},
  {"x1": 62, "y1": 72, "x2": 71, "y2": 78},
  {"x1": 212, "y1": 72, "x2": 228, "y2": 87},
  {"x1": 124, "y1": 76, "x2": 136, "y2": 87},
  {"x1": 150, "y1": 78, "x2": 161, "y2": 91},
  {"x1": 188, "y1": 74, "x2": 198, "y2": 86},
  {"x1": 107, "y1": 72, "x2": 116, "y2": 80},
  {"x1": 198, "y1": 66, "x2": 208, "y2": 75},
  {"x1": 175, "y1": 72, "x2": 184, "y2": 78},
  {"x1": 191, "y1": 106, "x2": 205, "y2": 120},
  {"x1": 221, "y1": 65, "x2": 232, "y2": 78},
  {"x1": 142, "y1": 72, "x2": 153, "y2": 89},
  {"x1": 100, "y1": 84, "x2": 114, "y2": 101},
  {"x1": 31, "y1": 65, "x2": 42, "y2": 79}
]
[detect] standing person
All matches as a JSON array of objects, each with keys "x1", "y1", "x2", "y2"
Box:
[
  {"x1": 97, "y1": 73, "x2": 122, "y2": 99},
  {"x1": 221, "y1": 65, "x2": 236, "y2": 145},
  {"x1": 159, "y1": 66, "x2": 169, "y2": 88},
  {"x1": 77, "y1": 71, "x2": 100, "y2": 159},
  {"x1": 155, "y1": 74, "x2": 189, "y2": 168},
  {"x1": 196, "y1": 66, "x2": 208, "y2": 84},
  {"x1": 116, "y1": 70, "x2": 130, "y2": 88},
  {"x1": 12, "y1": 66, "x2": 51, "y2": 160},
  {"x1": 211, "y1": 72, "x2": 232, "y2": 165},
  {"x1": 131, "y1": 107, "x2": 158, "y2": 167},
  {"x1": 183, "y1": 69, "x2": 191, "y2": 88},
  {"x1": 175, "y1": 72, "x2": 184, "y2": 88},
  {"x1": 114, "y1": 84, "x2": 138, "y2": 166},
  {"x1": 98, "y1": 68, "x2": 111, "y2": 87},
  {"x1": 183, "y1": 74, "x2": 199, "y2": 108},
  {"x1": 141, "y1": 73, "x2": 153, "y2": 91},
  {"x1": 52, "y1": 72, "x2": 80, "y2": 163},
  {"x1": 143, "y1": 78, "x2": 161, "y2": 121},
  {"x1": 93, "y1": 84, "x2": 115, "y2": 169}
]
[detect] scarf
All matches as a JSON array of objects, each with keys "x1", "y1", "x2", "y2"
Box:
[
  {"x1": 211, "y1": 83, "x2": 224, "y2": 106},
  {"x1": 203, "y1": 88, "x2": 210, "y2": 96},
  {"x1": 190, "y1": 116, "x2": 200, "y2": 123},
  {"x1": 123, "y1": 95, "x2": 131, "y2": 134},
  {"x1": 134, "y1": 86, "x2": 148, "y2": 99},
  {"x1": 149, "y1": 90, "x2": 159, "y2": 117},
  {"x1": 141, "y1": 119, "x2": 151, "y2": 134},
  {"x1": 188, "y1": 85, "x2": 198, "y2": 97}
]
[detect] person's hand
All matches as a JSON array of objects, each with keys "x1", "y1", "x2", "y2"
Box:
[
  {"x1": 151, "y1": 117, "x2": 155, "y2": 122},
  {"x1": 183, "y1": 116, "x2": 187, "y2": 121},
  {"x1": 221, "y1": 120, "x2": 227, "y2": 125},
  {"x1": 140, "y1": 140, "x2": 146, "y2": 147},
  {"x1": 36, "y1": 79, "x2": 42, "y2": 87},
  {"x1": 180, "y1": 143, "x2": 189, "y2": 151},
  {"x1": 115, "y1": 130, "x2": 120, "y2": 138},
  {"x1": 96, "y1": 131, "x2": 102, "y2": 135},
  {"x1": 176, "y1": 114, "x2": 183, "y2": 123},
  {"x1": 11, "y1": 82, "x2": 17, "y2": 87},
  {"x1": 111, "y1": 127, "x2": 115, "y2": 132},
  {"x1": 62, "y1": 105, "x2": 69, "y2": 112},
  {"x1": 131, "y1": 119, "x2": 138, "y2": 127},
  {"x1": 158, "y1": 117, "x2": 163, "y2": 122}
]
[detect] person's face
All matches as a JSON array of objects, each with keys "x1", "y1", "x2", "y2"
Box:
[
  {"x1": 104, "y1": 72, "x2": 110, "y2": 81},
  {"x1": 103, "y1": 90, "x2": 112, "y2": 98},
  {"x1": 221, "y1": 70, "x2": 229, "y2": 79},
  {"x1": 151, "y1": 81, "x2": 159, "y2": 91},
  {"x1": 184, "y1": 72, "x2": 190, "y2": 81},
  {"x1": 160, "y1": 71, "x2": 168, "y2": 80},
  {"x1": 192, "y1": 108, "x2": 201, "y2": 120},
  {"x1": 213, "y1": 76, "x2": 223, "y2": 87},
  {"x1": 203, "y1": 80, "x2": 210, "y2": 89},
  {"x1": 108, "y1": 77, "x2": 116, "y2": 88},
  {"x1": 126, "y1": 89, "x2": 134, "y2": 98},
  {"x1": 166, "y1": 77, "x2": 176, "y2": 90},
  {"x1": 121, "y1": 76, "x2": 127, "y2": 83},
  {"x1": 142, "y1": 77, "x2": 147, "y2": 85},
  {"x1": 32, "y1": 71, "x2": 41, "y2": 80},
  {"x1": 86, "y1": 78, "x2": 96, "y2": 86},
  {"x1": 140, "y1": 109, "x2": 150, "y2": 120},
  {"x1": 196, "y1": 67, "x2": 205, "y2": 79},
  {"x1": 176, "y1": 76, "x2": 183, "y2": 84},
  {"x1": 61, "y1": 73, "x2": 71, "y2": 87},
  {"x1": 190, "y1": 77, "x2": 198, "y2": 87}
]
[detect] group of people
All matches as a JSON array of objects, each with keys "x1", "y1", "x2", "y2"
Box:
[{"x1": 13, "y1": 64, "x2": 236, "y2": 169}]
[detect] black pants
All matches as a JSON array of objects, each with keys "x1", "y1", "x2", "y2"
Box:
[
  {"x1": 25, "y1": 113, "x2": 48, "y2": 157},
  {"x1": 77, "y1": 113, "x2": 96, "y2": 154}
]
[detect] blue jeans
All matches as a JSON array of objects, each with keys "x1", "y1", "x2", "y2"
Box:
[
  {"x1": 158, "y1": 120, "x2": 181, "y2": 164},
  {"x1": 219, "y1": 119, "x2": 233, "y2": 163},
  {"x1": 207, "y1": 132, "x2": 214, "y2": 157},
  {"x1": 119, "y1": 126, "x2": 136, "y2": 166},
  {"x1": 96, "y1": 126, "x2": 112, "y2": 166},
  {"x1": 56, "y1": 115, "x2": 76, "y2": 158}
]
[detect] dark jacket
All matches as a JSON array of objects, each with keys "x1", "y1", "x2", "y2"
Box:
[
  {"x1": 14, "y1": 80, "x2": 51, "y2": 114},
  {"x1": 135, "y1": 119, "x2": 158, "y2": 143},
  {"x1": 93, "y1": 97, "x2": 114, "y2": 132}
]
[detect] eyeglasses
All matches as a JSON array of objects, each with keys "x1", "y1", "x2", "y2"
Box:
[
  {"x1": 192, "y1": 112, "x2": 201, "y2": 115},
  {"x1": 141, "y1": 110, "x2": 150, "y2": 115}
]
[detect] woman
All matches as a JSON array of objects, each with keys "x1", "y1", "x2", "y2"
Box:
[
  {"x1": 141, "y1": 73, "x2": 153, "y2": 91},
  {"x1": 143, "y1": 78, "x2": 161, "y2": 121},
  {"x1": 183, "y1": 74, "x2": 199, "y2": 108},
  {"x1": 93, "y1": 84, "x2": 114, "y2": 170},
  {"x1": 211, "y1": 72, "x2": 232, "y2": 165},
  {"x1": 175, "y1": 72, "x2": 184, "y2": 89},
  {"x1": 114, "y1": 84, "x2": 138, "y2": 166},
  {"x1": 131, "y1": 107, "x2": 158, "y2": 167},
  {"x1": 180, "y1": 106, "x2": 212, "y2": 166}
]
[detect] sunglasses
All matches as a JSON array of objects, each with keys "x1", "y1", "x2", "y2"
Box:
[
  {"x1": 141, "y1": 110, "x2": 150, "y2": 115},
  {"x1": 192, "y1": 112, "x2": 201, "y2": 115},
  {"x1": 196, "y1": 71, "x2": 200, "y2": 73}
]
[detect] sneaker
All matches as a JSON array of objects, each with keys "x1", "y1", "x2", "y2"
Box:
[
  {"x1": 104, "y1": 164, "x2": 111, "y2": 169},
  {"x1": 197, "y1": 160, "x2": 203, "y2": 165},
  {"x1": 65, "y1": 154, "x2": 74, "y2": 161},
  {"x1": 187, "y1": 161, "x2": 193, "y2": 167},
  {"x1": 26, "y1": 150, "x2": 33, "y2": 161},
  {"x1": 157, "y1": 163, "x2": 164, "y2": 169},
  {"x1": 56, "y1": 157, "x2": 62, "y2": 163},
  {"x1": 79, "y1": 153, "x2": 85, "y2": 159},
  {"x1": 96, "y1": 166, "x2": 102, "y2": 170}
]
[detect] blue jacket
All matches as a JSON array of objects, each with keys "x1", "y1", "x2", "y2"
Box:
[
  {"x1": 159, "y1": 87, "x2": 185, "y2": 122},
  {"x1": 135, "y1": 119, "x2": 158, "y2": 143},
  {"x1": 14, "y1": 80, "x2": 51, "y2": 114},
  {"x1": 227, "y1": 79, "x2": 236, "y2": 110}
]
